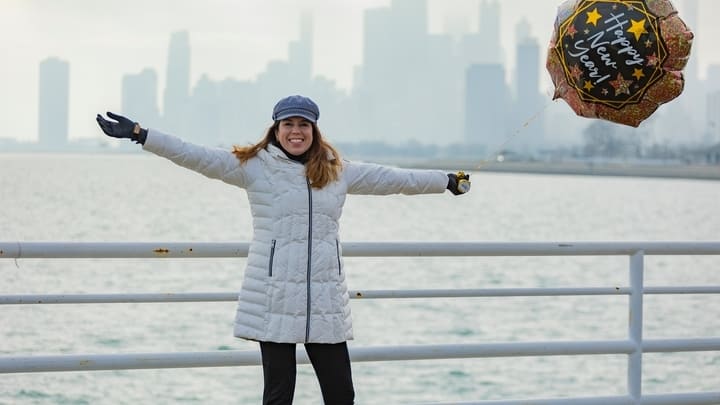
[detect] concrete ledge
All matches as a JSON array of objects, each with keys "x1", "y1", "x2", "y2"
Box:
[{"x1": 383, "y1": 159, "x2": 720, "y2": 181}]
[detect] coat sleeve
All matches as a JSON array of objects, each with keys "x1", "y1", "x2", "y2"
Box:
[
  {"x1": 342, "y1": 160, "x2": 449, "y2": 195},
  {"x1": 142, "y1": 129, "x2": 249, "y2": 188}
]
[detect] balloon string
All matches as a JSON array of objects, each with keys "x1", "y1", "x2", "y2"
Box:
[{"x1": 475, "y1": 100, "x2": 553, "y2": 170}]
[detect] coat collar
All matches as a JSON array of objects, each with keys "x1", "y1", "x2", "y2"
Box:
[{"x1": 266, "y1": 143, "x2": 296, "y2": 163}]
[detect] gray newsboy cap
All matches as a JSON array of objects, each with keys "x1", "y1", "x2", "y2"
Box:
[{"x1": 272, "y1": 95, "x2": 320, "y2": 123}]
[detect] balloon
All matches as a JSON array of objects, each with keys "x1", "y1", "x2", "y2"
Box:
[{"x1": 546, "y1": 0, "x2": 694, "y2": 127}]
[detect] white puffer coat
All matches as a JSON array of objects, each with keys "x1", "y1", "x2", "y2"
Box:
[{"x1": 143, "y1": 130, "x2": 449, "y2": 343}]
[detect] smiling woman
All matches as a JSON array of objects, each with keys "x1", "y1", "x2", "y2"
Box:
[{"x1": 94, "y1": 93, "x2": 471, "y2": 404}]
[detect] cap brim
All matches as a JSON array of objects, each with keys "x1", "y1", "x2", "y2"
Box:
[{"x1": 275, "y1": 112, "x2": 317, "y2": 123}]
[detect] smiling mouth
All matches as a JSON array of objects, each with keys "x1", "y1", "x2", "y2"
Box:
[{"x1": 288, "y1": 138, "x2": 305, "y2": 144}]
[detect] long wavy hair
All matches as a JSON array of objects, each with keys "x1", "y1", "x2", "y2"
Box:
[{"x1": 232, "y1": 121, "x2": 343, "y2": 189}]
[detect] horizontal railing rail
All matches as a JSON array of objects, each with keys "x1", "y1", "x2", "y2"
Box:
[
  {"x1": 3, "y1": 241, "x2": 720, "y2": 258},
  {"x1": 2, "y1": 241, "x2": 720, "y2": 405},
  {"x1": 3, "y1": 286, "x2": 720, "y2": 305},
  {"x1": 3, "y1": 338, "x2": 720, "y2": 374}
]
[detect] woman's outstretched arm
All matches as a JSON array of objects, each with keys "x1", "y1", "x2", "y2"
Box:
[
  {"x1": 96, "y1": 112, "x2": 248, "y2": 187},
  {"x1": 343, "y1": 160, "x2": 470, "y2": 196}
]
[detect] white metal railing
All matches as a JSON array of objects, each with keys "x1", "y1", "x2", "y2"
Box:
[{"x1": 1, "y1": 241, "x2": 720, "y2": 405}]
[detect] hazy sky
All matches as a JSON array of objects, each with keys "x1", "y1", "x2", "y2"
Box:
[{"x1": 1, "y1": 0, "x2": 717, "y2": 141}]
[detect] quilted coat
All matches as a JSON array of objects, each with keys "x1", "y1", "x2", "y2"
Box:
[{"x1": 143, "y1": 129, "x2": 450, "y2": 343}]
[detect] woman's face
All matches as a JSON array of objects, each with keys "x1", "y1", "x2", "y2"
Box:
[{"x1": 276, "y1": 117, "x2": 314, "y2": 156}]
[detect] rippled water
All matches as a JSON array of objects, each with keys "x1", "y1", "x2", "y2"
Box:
[{"x1": 1, "y1": 153, "x2": 719, "y2": 404}]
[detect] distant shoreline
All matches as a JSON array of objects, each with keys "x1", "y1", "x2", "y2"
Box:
[
  {"x1": 378, "y1": 159, "x2": 720, "y2": 181},
  {"x1": 3, "y1": 152, "x2": 719, "y2": 181}
]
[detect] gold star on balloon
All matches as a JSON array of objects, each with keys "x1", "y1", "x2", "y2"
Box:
[
  {"x1": 632, "y1": 68, "x2": 645, "y2": 80},
  {"x1": 586, "y1": 8, "x2": 602, "y2": 26},
  {"x1": 645, "y1": 39, "x2": 653, "y2": 48},
  {"x1": 628, "y1": 19, "x2": 648, "y2": 41},
  {"x1": 583, "y1": 80, "x2": 595, "y2": 91},
  {"x1": 610, "y1": 73, "x2": 632, "y2": 96}
]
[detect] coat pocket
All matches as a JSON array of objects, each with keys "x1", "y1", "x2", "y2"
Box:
[
  {"x1": 335, "y1": 239, "x2": 342, "y2": 276},
  {"x1": 268, "y1": 239, "x2": 277, "y2": 277}
]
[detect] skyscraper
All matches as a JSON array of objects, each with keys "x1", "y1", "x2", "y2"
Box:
[
  {"x1": 38, "y1": 57, "x2": 70, "y2": 148},
  {"x1": 122, "y1": 68, "x2": 160, "y2": 128},
  {"x1": 163, "y1": 31, "x2": 191, "y2": 136},
  {"x1": 680, "y1": 0, "x2": 702, "y2": 129},
  {"x1": 682, "y1": 0, "x2": 699, "y2": 86},
  {"x1": 708, "y1": 91, "x2": 720, "y2": 144},
  {"x1": 188, "y1": 75, "x2": 220, "y2": 145},
  {"x1": 288, "y1": 12, "x2": 313, "y2": 83},
  {"x1": 515, "y1": 38, "x2": 539, "y2": 102},
  {"x1": 461, "y1": 1, "x2": 503, "y2": 67},
  {"x1": 478, "y1": 0, "x2": 502, "y2": 63},
  {"x1": 465, "y1": 64, "x2": 508, "y2": 148},
  {"x1": 361, "y1": 0, "x2": 429, "y2": 92},
  {"x1": 514, "y1": 27, "x2": 545, "y2": 152}
]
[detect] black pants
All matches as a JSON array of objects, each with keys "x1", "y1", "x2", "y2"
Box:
[{"x1": 260, "y1": 341, "x2": 355, "y2": 405}]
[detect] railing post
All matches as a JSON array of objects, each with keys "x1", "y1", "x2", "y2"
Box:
[{"x1": 627, "y1": 250, "x2": 644, "y2": 403}]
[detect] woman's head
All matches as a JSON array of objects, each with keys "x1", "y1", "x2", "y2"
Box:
[
  {"x1": 232, "y1": 95, "x2": 342, "y2": 188},
  {"x1": 269, "y1": 95, "x2": 322, "y2": 156}
]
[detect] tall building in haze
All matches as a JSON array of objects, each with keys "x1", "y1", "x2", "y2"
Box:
[
  {"x1": 478, "y1": 0, "x2": 503, "y2": 63},
  {"x1": 514, "y1": 22, "x2": 545, "y2": 153},
  {"x1": 679, "y1": 0, "x2": 702, "y2": 128},
  {"x1": 708, "y1": 91, "x2": 720, "y2": 144},
  {"x1": 682, "y1": 0, "x2": 699, "y2": 86},
  {"x1": 163, "y1": 31, "x2": 191, "y2": 137},
  {"x1": 38, "y1": 57, "x2": 70, "y2": 148},
  {"x1": 122, "y1": 68, "x2": 160, "y2": 128},
  {"x1": 288, "y1": 12, "x2": 313, "y2": 83},
  {"x1": 465, "y1": 64, "x2": 508, "y2": 148},
  {"x1": 358, "y1": 0, "x2": 431, "y2": 143},
  {"x1": 461, "y1": 0, "x2": 503, "y2": 66}
]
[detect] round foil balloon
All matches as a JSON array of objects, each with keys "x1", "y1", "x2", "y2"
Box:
[{"x1": 546, "y1": 0, "x2": 694, "y2": 127}]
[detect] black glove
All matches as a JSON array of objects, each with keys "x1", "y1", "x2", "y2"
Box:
[
  {"x1": 96, "y1": 112, "x2": 147, "y2": 144},
  {"x1": 447, "y1": 171, "x2": 471, "y2": 195}
]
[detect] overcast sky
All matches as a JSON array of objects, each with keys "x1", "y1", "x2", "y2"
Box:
[{"x1": 1, "y1": 0, "x2": 716, "y2": 141}]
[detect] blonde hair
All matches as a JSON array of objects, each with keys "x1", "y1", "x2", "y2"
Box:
[{"x1": 232, "y1": 121, "x2": 343, "y2": 189}]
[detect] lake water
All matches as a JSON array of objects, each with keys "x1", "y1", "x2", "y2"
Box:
[{"x1": 1, "y1": 153, "x2": 719, "y2": 404}]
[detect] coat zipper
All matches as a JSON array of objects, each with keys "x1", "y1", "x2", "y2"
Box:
[
  {"x1": 336, "y1": 239, "x2": 342, "y2": 276},
  {"x1": 305, "y1": 177, "x2": 313, "y2": 342},
  {"x1": 268, "y1": 239, "x2": 277, "y2": 277}
]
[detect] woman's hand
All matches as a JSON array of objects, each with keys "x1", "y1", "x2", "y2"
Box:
[
  {"x1": 447, "y1": 171, "x2": 471, "y2": 195},
  {"x1": 96, "y1": 112, "x2": 147, "y2": 144}
]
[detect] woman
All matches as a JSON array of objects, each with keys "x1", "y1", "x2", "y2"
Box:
[{"x1": 96, "y1": 95, "x2": 470, "y2": 405}]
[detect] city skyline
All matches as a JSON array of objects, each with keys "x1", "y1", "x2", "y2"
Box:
[
  {"x1": 15, "y1": 1, "x2": 550, "y2": 152},
  {"x1": 2, "y1": 0, "x2": 718, "y2": 146}
]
